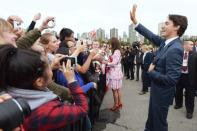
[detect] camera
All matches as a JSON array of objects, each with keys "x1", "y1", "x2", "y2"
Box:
[
  {"x1": 0, "y1": 98, "x2": 31, "y2": 131},
  {"x1": 60, "y1": 56, "x2": 77, "y2": 67},
  {"x1": 13, "y1": 21, "x2": 21, "y2": 28},
  {"x1": 48, "y1": 18, "x2": 56, "y2": 28}
]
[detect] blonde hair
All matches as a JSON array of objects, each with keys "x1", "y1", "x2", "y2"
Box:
[
  {"x1": 0, "y1": 18, "x2": 13, "y2": 33},
  {"x1": 148, "y1": 45, "x2": 153, "y2": 51},
  {"x1": 0, "y1": 18, "x2": 13, "y2": 44},
  {"x1": 141, "y1": 45, "x2": 148, "y2": 50},
  {"x1": 39, "y1": 33, "x2": 53, "y2": 45}
]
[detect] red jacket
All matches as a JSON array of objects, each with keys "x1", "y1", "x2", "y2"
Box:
[{"x1": 23, "y1": 82, "x2": 88, "y2": 131}]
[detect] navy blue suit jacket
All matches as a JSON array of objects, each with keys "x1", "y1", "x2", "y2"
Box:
[
  {"x1": 143, "y1": 52, "x2": 154, "y2": 71},
  {"x1": 136, "y1": 24, "x2": 184, "y2": 105}
]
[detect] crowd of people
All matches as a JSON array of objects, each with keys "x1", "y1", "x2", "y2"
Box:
[
  {"x1": 0, "y1": 4, "x2": 197, "y2": 131},
  {"x1": 0, "y1": 13, "x2": 125, "y2": 131}
]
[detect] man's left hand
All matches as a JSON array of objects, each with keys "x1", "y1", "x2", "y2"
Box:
[{"x1": 148, "y1": 63, "x2": 155, "y2": 72}]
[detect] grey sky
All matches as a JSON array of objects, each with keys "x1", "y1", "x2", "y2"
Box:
[{"x1": 1, "y1": 0, "x2": 196, "y2": 37}]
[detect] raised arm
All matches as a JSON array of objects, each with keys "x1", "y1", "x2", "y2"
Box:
[
  {"x1": 16, "y1": 16, "x2": 55, "y2": 49},
  {"x1": 130, "y1": 4, "x2": 164, "y2": 46},
  {"x1": 27, "y1": 13, "x2": 41, "y2": 32}
]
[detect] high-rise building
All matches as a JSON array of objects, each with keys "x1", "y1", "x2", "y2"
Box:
[
  {"x1": 105, "y1": 34, "x2": 109, "y2": 40},
  {"x1": 123, "y1": 31, "x2": 127, "y2": 42},
  {"x1": 96, "y1": 28, "x2": 105, "y2": 41},
  {"x1": 77, "y1": 33, "x2": 80, "y2": 39},
  {"x1": 81, "y1": 32, "x2": 89, "y2": 39},
  {"x1": 158, "y1": 22, "x2": 164, "y2": 36},
  {"x1": 190, "y1": 35, "x2": 197, "y2": 41},
  {"x1": 181, "y1": 35, "x2": 190, "y2": 40},
  {"x1": 110, "y1": 28, "x2": 118, "y2": 38},
  {"x1": 137, "y1": 34, "x2": 144, "y2": 43},
  {"x1": 128, "y1": 24, "x2": 137, "y2": 44}
]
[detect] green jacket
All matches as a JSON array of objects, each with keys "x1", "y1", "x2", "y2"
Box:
[{"x1": 16, "y1": 28, "x2": 41, "y2": 49}]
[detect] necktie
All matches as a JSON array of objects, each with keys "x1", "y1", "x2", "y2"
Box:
[
  {"x1": 183, "y1": 52, "x2": 188, "y2": 59},
  {"x1": 182, "y1": 52, "x2": 188, "y2": 72}
]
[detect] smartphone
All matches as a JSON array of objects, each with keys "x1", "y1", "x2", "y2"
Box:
[
  {"x1": 13, "y1": 21, "x2": 21, "y2": 28},
  {"x1": 60, "y1": 56, "x2": 77, "y2": 67}
]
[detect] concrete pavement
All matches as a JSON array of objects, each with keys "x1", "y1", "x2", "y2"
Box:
[{"x1": 93, "y1": 77, "x2": 197, "y2": 131}]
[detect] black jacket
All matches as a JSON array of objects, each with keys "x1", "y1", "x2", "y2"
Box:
[{"x1": 188, "y1": 51, "x2": 197, "y2": 88}]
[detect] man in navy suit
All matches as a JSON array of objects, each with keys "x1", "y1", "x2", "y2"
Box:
[
  {"x1": 139, "y1": 45, "x2": 154, "y2": 95},
  {"x1": 130, "y1": 4, "x2": 188, "y2": 131}
]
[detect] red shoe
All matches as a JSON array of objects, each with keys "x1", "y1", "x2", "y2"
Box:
[
  {"x1": 118, "y1": 104, "x2": 123, "y2": 109},
  {"x1": 110, "y1": 105, "x2": 119, "y2": 111}
]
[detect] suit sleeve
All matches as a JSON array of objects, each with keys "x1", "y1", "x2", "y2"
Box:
[
  {"x1": 135, "y1": 23, "x2": 164, "y2": 46},
  {"x1": 144, "y1": 53, "x2": 154, "y2": 71},
  {"x1": 149, "y1": 48, "x2": 183, "y2": 87}
]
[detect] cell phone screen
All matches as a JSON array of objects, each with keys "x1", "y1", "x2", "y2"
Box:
[{"x1": 60, "y1": 56, "x2": 77, "y2": 66}]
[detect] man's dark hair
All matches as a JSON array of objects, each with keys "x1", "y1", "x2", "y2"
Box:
[
  {"x1": 132, "y1": 41, "x2": 140, "y2": 49},
  {"x1": 59, "y1": 28, "x2": 74, "y2": 42},
  {"x1": 168, "y1": 14, "x2": 188, "y2": 37}
]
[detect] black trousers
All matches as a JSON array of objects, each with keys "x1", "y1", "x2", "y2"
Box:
[
  {"x1": 136, "y1": 64, "x2": 141, "y2": 80},
  {"x1": 127, "y1": 64, "x2": 134, "y2": 79},
  {"x1": 175, "y1": 74, "x2": 195, "y2": 114},
  {"x1": 142, "y1": 69, "x2": 150, "y2": 92}
]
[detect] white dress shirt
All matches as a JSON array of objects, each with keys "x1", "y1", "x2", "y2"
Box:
[
  {"x1": 164, "y1": 36, "x2": 179, "y2": 47},
  {"x1": 182, "y1": 51, "x2": 189, "y2": 74}
]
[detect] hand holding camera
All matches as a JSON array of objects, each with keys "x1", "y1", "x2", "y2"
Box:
[
  {"x1": 62, "y1": 60, "x2": 75, "y2": 84},
  {"x1": 76, "y1": 40, "x2": 87, "y2": 53},
  {"x1": 39, "y1": 16, "x2": 55, "y2": 31},
  {"x1": 7, "y1": 15, "x2": 23, "y2": 28},
  {"x1": 51, "y1": 54, "x2": 66, "y2": 70},
  {"x1": 60, "y1": 56, "x2": 77, "y2": 67}
]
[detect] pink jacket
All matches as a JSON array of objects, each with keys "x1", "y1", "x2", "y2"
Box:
[{"x1": 107, "y1": 50, "x2": 123, "y2": 80}]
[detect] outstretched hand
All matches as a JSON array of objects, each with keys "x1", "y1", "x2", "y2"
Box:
[
  {"x1": 33, "y1": 13, "x2": 41, "y2": 21},
  {"x1": 7, "y1": 15, "x2": 23, "y2": 26},
  {"x1": 130, "y1": 4, "x2": 138, "y2": 24}
]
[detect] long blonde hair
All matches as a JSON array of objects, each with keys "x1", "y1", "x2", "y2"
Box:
[{"x1": 0, "y1": 18, "x2": 13, "y2": 44}]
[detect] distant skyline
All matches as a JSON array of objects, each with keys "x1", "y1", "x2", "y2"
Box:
[{"x1": 1, "y1": 0, "x2": 196, "y2": 37}]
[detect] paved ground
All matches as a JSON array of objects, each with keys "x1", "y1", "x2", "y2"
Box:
[{"x1": 93, "y1": 77, "x2": 197, "y2": 131}]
